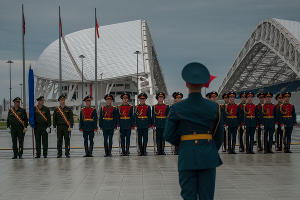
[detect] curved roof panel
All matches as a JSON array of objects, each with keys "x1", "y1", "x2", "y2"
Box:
[{"x1": 35, "y1": 20, "x2": 144, "y2": 81}]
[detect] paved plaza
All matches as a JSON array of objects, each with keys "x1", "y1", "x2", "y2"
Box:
[{"x1": 0, "y1": 127, "x2": 299, "y2": 200}]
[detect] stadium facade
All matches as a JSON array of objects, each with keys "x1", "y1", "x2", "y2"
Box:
[
  {"x1": 218, "y1": 18, "x2": 300, "y2": 112},
  {"x1": 34, "y1": 20, "x2": 167, "y2": 113},
  {"x1": 218, "y1": 18, "x2": 300, "y2": 95}
]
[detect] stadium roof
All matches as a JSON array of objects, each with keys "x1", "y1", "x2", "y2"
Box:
[
  {"x1": 218, "y1": 18, "x2": 300, "y2": 95},
  {"x1": 35, "y1": 20, "x2": 144, "y2": 81}
]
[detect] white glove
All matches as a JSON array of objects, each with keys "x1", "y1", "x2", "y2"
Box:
[
  {"x1": 261, "y1": 125, "x2": 264, "y2": 130},
  {"x1": 46, "y1": 127, "x2": 51, "y2": 134},
  {"x1": 53, "y1": 127, "x2": 57, "y2": 133},
  {"x1": 275, "y1": 124, "x2": 278, "y2": 129},
  {"x1": 242, "y1": 125, "x2": 245, "y2": 129},
  {"x1": 281, "y1": 126, "x2": 284, "y2": 131},
  {"x1": 153, "y1": 126, "x2": 156, "y2": 130},
  {"x1": 117, "y1": 127, "x2": 120, "y2": 130},
  {"x1": 224, "y1": 126, "x2": 228, "y2": 131}
]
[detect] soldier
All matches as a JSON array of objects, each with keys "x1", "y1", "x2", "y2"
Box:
[
  {"x1": 34, "y1": 96, "x2": 51, "y2": 158},
  {"x1": 237, "y1": 91, "x2": 246, "y2": 152},
  {"x1": 99, "y1": 94, "x2": 117, "y2": 157},
  {"x1": 209, "y1": 91, "x2": 218, "y2": 102},
  {"x1": 164, "y1": 62, "x2": 223, "y2": 200},
  {"x1": 243, "y1": 92, "x2": 256, "y2": 154},
  {"x1": 221, "y1": 93, "x2": 229, "y2": 152},
  {"x1": 7, "y1": 97, "x2": 28, "y2": 159},
  {"x1": 279, "y1": 92, "x2": 296, "y2": 153},
  {"x1": 134, "y1": 93, "x2": 152, "y2": 156},
  {"x1": 152, "y1": 92, "x2": 170, "y2": 155},
  {"x1": 53, "y1": 95, "x2": 74, "y2": 158},
  {"x1": 255, "y1": 92, "x2": 265, "y2": 151},
  {"x1": 172, "y1": 92, "x2": 183, "y2": 155},
  {"x1": 224, "y1": 91, "x2": 239, "y2": 154},
  {"x1": 117, "y1": 93, "x2": 134, "y2": 156},
  {"x1": 275, "y1": 93, "x2": 283, "y2": 151},
  {"x1": 79, "y1": 96, "x2": 97, "y2": 157},
  {"x1": 261, "y1": 92, "x2": 276, "y2": 153}
]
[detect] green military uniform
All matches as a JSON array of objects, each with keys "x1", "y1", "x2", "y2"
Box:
[
  {"x1": 53, "y1": 95, "x2": 74, "y2": 158},
  {"x1": 7, "y1": 97, "x2": 28, "y2": 159},
  {"x1": 34, "y1": 96, "x2": 51, "y2": 158},
  {"x1": 164, "y1": 63, "x2": 223, "y2": 200}
]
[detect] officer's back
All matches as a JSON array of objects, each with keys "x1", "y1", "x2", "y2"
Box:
[{"x1": 165, "y1": 92, "x2": 223, "y2": 170}]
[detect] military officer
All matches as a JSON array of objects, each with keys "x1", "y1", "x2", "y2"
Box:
[
  {"x1": 79, "y1": 96, "x2": 97, "y2": 157},
  {"x1": 275, "y1": 93, "x2": 283, "y2": 151},
  {"x1": 152, "y1": 92, "x2": 170, "y2": 155},
  {"x1": 117, "y1": 92, "x2": 134, "y2": 156},
  {"x1": 172, "y1": 92, "x2": 184, "y2": 155},
  {"x1": 221, "y1": 93, "x2": 229, "y2": 152},
  {"x1": 99, "y1": 94, "x2": 117, "y2": 157},
  {"x1": 7, "y1": 97, "x2": 28, "y2": 159},
  {"x1": 237, "y1": 91, "x2": 246, "y2": 152},
  {"x1": 255, "y1": 92, "x2": 265, "y2": 151},
  {"x1": 243, "y1": 92, "x2": 256, "y2": 154},
  {"x1": 134, "y1": 93, "x2": 152, "y2": 156},
  {"x1": 164, "y1": 62, "x2": 223, "y2": 200},
  {"x1": 53, "y1": 95, "x2": 74, "y2": 158},
  {"x1": 279, "y1": 92, "x2": 296, "y2": 153},
  {"x1": 209, "y1": 91, "x2": 218, "y2": 102},
  {"x1": 261, "y1": 92, "x2": 276, "y2": 153},
  {"x1": 34, "y1": 96, "x2": 51, "y2": 158},
  {"x1": 224, "y1": 91, "x2": 239, "y2": 154}
]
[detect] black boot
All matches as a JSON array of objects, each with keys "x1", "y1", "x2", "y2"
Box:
[
  {"x1": 143, "y1": 144, "x2": 147, "y2": 156},
  {"x1": 231, "y1": 144, "x2": 236, "y2": 154},
  {"x1": 121, "y1": 143, "x2": 126, "y2": 156},
  {"x1": 161, "y1": 142, "x2": 166, "y2": 155},
  {"x1": 89, "y1": 146, "x2": 93, "y2": 157},
  {"x1": 125, "y1": 143, "x2": 130, "y2": 156},
  {"x1": 108, "y1": 143, "x2": 113, "y2": 157},
  {"x1": 104, "y1": 144, "x2": 109, "y2": 157},
  {"x1": 83, "y1": 145, "x2": 89, "y2": 157}
]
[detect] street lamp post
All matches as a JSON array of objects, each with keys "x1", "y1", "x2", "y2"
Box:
[
  {"x1": 134, "y1": 51, "x2": 141, "y2": 105},
  {"x1": 79, "y1": 55, "x2": 85, "y2": 106},
  {"x1": 19, "y1": 83, "x2": 23, "y2": 105},
  {"x1": 6, "y1": 60, "x2": 13, "y2": 108},
  {"x1": 100, "y1": 73, "x2": 103, "y2": 107}
]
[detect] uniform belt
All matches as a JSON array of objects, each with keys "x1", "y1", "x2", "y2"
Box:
[
  {"x1": 246, "y1": 116, "x2": 255, "y2": 118},
  {"x1": 155, "y1": 116, "x2": 167, "y2": 119},
  {"x1": 138, "y1": 116, "x2": 148, "y2": 119},
  {"x1": 180, "y1": 134, "x2": 212, "y2": 141},
  {"x1": 120, "y1": 117, "x2": 130, "y2": 120},
  {"x1": 226, "y1": 116, "x2": 237, "y2": 119},
  {"x1": 103, "y1": 118, "x2": 113, "y2": 120},
  {"x1": 83, "y1": 119, "x2": 94, "y2": 121},
  {"x1": 283, "y1": 115, "x2": 292, "y2": 118},
  {"x1": 263, "y1": 116, "x2": 274, "y2": 119}
]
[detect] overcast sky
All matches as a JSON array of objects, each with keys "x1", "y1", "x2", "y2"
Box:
[{"x1": 1, "y1": 0, "x2": 300, "y2": 102}]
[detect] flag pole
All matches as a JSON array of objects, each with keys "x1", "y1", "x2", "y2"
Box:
[
  {"x1": 95, "y1": 8, "x2": 98, "y2": 112},
  {"x1": 59, "y1": 6, "x2": 62, "y2": 96},
  {"x1": 22, "y1": 4, "x2": 26, "y2": 110}
]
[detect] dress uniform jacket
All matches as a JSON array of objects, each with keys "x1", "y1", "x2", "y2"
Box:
[{"x1": 164, "y1": 93, "x2": 223, "y2": 170}]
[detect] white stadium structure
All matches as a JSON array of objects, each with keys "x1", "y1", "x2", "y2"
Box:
[
  {"x1": 218, "y1": 18, "x2": 300, "y2": 113},
  {"x1": 34, "y1": 20, "x2": 167, "y2": 113}
]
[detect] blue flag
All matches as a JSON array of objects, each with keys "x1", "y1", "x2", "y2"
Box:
[{"x1": 28, "y1": 67, "x2": 35, "y2": 128}]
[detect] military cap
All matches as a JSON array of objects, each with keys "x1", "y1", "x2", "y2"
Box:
[
  {"x1": 283, "y1": 92, "x2": 291, "y2": 97},
  {"x1": 13, "y1": 97, "x2": 21, "y2": 102},
  {"x1": 228, "y1": 91, "x2": 236, "y2": 98},
  {"x1": 222, "y1": 93, "x2": 228, "y2": 99},
  {"x1": 275, "y1": 93, "x2": 283, "y2": 100},
  {"x1": 156, "y1": 92, "x2": 165, "y2": 100},
  {"x1": 246, "y1": 91, "x2": 254, "y2": 97},
  {"x1": 104, "y1": 94, "x2": 114, "y2": 100},
  {"x1": 264, "y1": 92, "x2": 273, "y2": 98},
  {"x1": 257, "y1": 92, "x2": 264, "y2": 98},
  {"x1": 36, "y1": 96, "x2": 44, "y2": 101},
  {"x1": 138, "y1": 93, "x2": 148, "y2": 99},
  {"x1": 172, "y1": 92, "x2": 183, "y2": 99},
  {"x1": 181, "y1": 62, "x2": 210, "y2": 84},
  {"x1": 239, "y1": 91, "x2": 247, "y2": 98},
  {"x1": 83, "y1": 95, "x2": 92, "y2": 101},
  {"x1": 120, "y1": 92, "x2": 130, "y2": 99},
  {"x1": 58, "y1": 95, "x2": 66, "y2": 101},
  {"x1": 210, "y1": 91, "x2": 218, "y2": 98}
]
